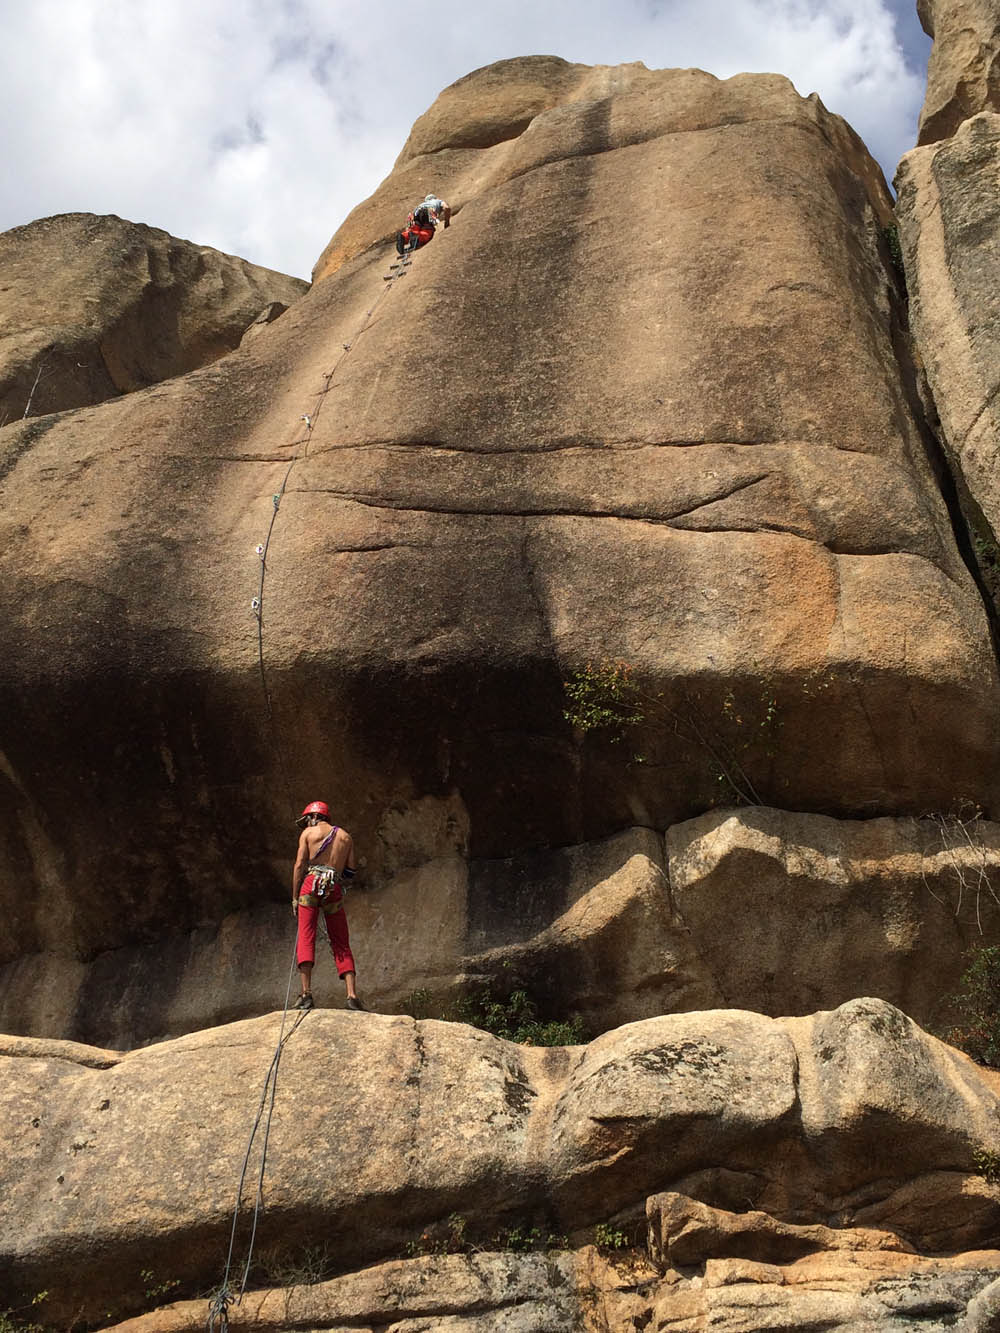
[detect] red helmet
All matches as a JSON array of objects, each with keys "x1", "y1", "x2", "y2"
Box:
[{"x1": 296, "y1": 800, "x2": 330, "y2": 827}]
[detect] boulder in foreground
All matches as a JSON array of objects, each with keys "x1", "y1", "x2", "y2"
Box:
[{"x1": 3, "y1": 998, "x2": 998, "y2": 1324}]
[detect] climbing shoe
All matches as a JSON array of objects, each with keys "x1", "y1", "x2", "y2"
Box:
[
  {"x1": 346, "y1": 996, "x2": 366, "y2": 1011},
  {"x1": 293, "y1": 992, "x2": 314, "y2": 1012},
  {"x1": 395, "y1": 232, "x2": 405, "y2": 256}
]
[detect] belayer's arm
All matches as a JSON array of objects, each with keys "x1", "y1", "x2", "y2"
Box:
[{"x1": 291, "y1": 831, "x2": 311, "y2": 902}]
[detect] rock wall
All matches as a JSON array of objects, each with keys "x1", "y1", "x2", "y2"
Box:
[
  {"x1": 0, "y1": 213, "x2": 307, "y2": 422},
  {"x1": 1, "y1": 59, "x2": 998, "y2": 1048},
  {"x1": 901, "y1": 0, "x2": 1000, "y2": 535},
  {"x1": 86, "y1": 1245, "x2": 1000, "y2": 1332},
  {"x1": 3, "y1": 1000, "x2": 999, "y2": 1327},
  {"x1": 3, "y1": 808, "x2": 997, "y2": 1050},
  {"x1": 313, "y1": 58, "x2": 891, "y2": 283},
  {"x1": 0, "y1": 826, "x2": 717, "y2": 1048},
  {"x1": 667, "y1": 806, "x2": 1000, "y2": 1030},
  {"x1": 896, "y1": 115, "x2": 1000, "y2": 551},
  {"x1": 5, "y1": 26, "x2": 1000, "y2": 1332},
  {"x1": 917, "y1": 0, "x2": 1000, "y2": 145}
]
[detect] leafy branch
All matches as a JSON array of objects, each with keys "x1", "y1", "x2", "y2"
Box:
[{"x1": 563, "y1": 659, "x2": 779, "y2": 806}]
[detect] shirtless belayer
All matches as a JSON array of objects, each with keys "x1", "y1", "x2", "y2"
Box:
[{"x1": 291, "y1": 801, "x2": 364, "y2": 1011}]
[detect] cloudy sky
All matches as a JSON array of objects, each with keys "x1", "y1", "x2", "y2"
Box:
[{"x1": 1, "y1": 0, "x2": 930, "y2": 280}]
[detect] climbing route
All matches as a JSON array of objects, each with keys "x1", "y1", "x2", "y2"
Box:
[
  {"x1": 207, "y1": 246, "x2": 414, "y2": 1332},
  {"x1": 252, "y1": 246, "x2": 414, "y2": 775}
]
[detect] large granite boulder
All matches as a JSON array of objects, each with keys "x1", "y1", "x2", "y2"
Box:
[
  {"x1": 313, "y1": 58, "x2": 891, "y2": 282},
  {"x1": 917, "y1": 0, "x2": 1000, "y2": 145},
  {"x1": 88, "y1": 1245, "x2": 1000, "y2": 1332},
  {"x1": 0, "y1": 213, "x2": 307, "y2": 421},
  {"x1": 896, "y1": 113, "x2": 1000, "y2": 552},
  {"x1": 1, "y1": 58, "x2": 998, "y2": 1045},
  {"x1": 666, "y1": 805, "x2": 1000, "y2": 1029},
  {"x1": 3, "y1": 999, "x2": 999, "y2": 1326}
]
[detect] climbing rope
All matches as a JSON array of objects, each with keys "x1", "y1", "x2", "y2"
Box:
[
  {"x1": 251, "y1": 247, "x2": 413, "y2": 743},
  {"x1": 208, "y1": 937, "x2": 303, "y2": 1329},
  {"x1": 208, "y1": 247, "x2": 413, "y2": 1327}
]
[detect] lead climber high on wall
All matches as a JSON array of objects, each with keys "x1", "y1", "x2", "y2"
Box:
[
  {"x1": 395, "y1": 192, "x2": 451, "y2": 255},
  {"x1": 291, "y1": 801, "x2": 365, "y2": 1012}
]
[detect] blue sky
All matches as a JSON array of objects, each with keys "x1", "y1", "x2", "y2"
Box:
[{"x1": 0, "y1": 0, "x2": 931, "y2": 279}]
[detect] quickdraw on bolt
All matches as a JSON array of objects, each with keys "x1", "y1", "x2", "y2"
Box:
[
  {"x1": 273, "y1": 494, "x2": 281, "y2": 509},
  {"x1": 255, "y1": 544, "x2": 265, "y2": 558},
  {"x1": 301, "y1": 415, "x2": 312, "y2": 429},
  {"x1": 251, "y1": 597, "x2": 261, "y2": 613}
]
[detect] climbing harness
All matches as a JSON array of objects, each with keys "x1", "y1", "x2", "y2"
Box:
[
  {"x1": 295, "y1": 825, "x2": 347, "y2": 909},
  {"x1": 208, "y1": 246, "x2": 410, "y2": 1328},
  {"x1": 295, "y1": 867, "x2": 345, "y2": 911}
]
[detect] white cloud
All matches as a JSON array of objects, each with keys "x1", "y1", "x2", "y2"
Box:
[{"x1": 0, "y1": 0, "x2": 927, "y2": 278}]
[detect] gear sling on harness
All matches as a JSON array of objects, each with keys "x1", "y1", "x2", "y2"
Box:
[{"x1": 295, "y1": 866, "x2": 344, "y2": 910}]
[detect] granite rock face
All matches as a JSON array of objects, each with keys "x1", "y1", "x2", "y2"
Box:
[
  {"x1": 88, "y1": 1246, "x2": 1000, "y2": 1332},
  {"x1": 0, "y1": 826, "x2": 720, "y2": 1048},
  {"x1": 897, "y1": 113, "x2": 1000, "y2": 554},
  {"x1": 5, "y1": 41, "x2": 1000, "y2": 1333},
  {"x1": 0, "y1": 213, "x2": 307, "y2": 421},
  {"x1": 6, "y1": 802, "x2": 999, "y2": 1050},
  {"x1": 917, "y1": 0, "x2": 1000, "y2": 144},
  {"x1": 3, "y1": 999, "x2": 998, "y2": 1326},
  {"x1": 1, "y1": 61, "x2": 997, "y2": 1038},
  {"x1": 898, "y1": 0, "x2": 1000, "y2": 624},
  {"x1": 666, "y1": 805, "x2": 1000, "y2": 1030},
  {"x1": 313, "y1": 58, "x2": 891, "y2": 282}
]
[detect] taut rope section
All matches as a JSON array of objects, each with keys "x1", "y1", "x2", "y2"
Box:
[{"x1": 252, "y1": 250, "x2": 412, "y2": 728}]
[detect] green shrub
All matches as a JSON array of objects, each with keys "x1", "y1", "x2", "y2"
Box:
[
  {"x1": 881, "y1": 223, "x2": 904, "y2": 277},
  {"x1": 563, "y1": 659, "x2": 780, "y2": 806},
  {"x1": 405, "y1": 1214, "x2": 566, "y2": 1260},
  {"x1": 563, "y1": 660, "x2": 643, "y2": 739},
  {"x1": 400, "y1": 987, "x2": 433, "y2": 1020},
  {"x1": 0, "y1": 1293, "x2": 47, "y2": 1333},
  {"x1": 950, "y1": 945, "x2": 1000, "y2": 1067},
  {"x1": 0, "y1": 1316, "x2": 42, "y2": 1333},
  {"x1": 140, "y1": 1270, "x2": 179, "y2": 1304},
  {"x1": 493, "y1": 1223, "x2": 567, "y2": 1252},
  {"x1": 253, "y1": 1244, "x2": 333, "y2": 1288},
  {"x1": 406, "y1": 1213, "x2": 469, "y2": 1258},
  {"x1": 593, "y1": 1222, "x2": 629, "y2": 1250},
  {"x1": 973, "y1": 1147, "x2": 1000, "y2": 1185},
  {"x1": 404, "y1": 979, "x2": 586, "y2": 1047},
  {"x1": 449, "y1": 988, "x2": 585, "y2": 1047}
]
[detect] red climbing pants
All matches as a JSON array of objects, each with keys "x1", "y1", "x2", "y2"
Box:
[
  {"x1": 296, "y1": 874, "x2": 356, "y2": 977},
  {"x1": 400, "y1": 223, "x2": 435, "y2": 250}
]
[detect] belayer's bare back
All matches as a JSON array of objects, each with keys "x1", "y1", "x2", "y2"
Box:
[{"x1": 302, "y1": 822, "x2": 352, "y2": 872}]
